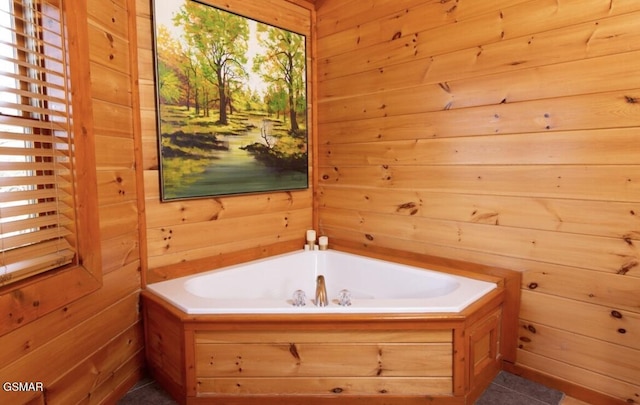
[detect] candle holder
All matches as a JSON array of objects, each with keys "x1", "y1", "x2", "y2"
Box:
[{"x1": 318, "y1": 235, "x2": 328, "y2": 251}]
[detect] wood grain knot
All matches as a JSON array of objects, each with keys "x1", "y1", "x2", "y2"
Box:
[{"x1": 288, "y1": 343, "x2": 301, "y2": 360}]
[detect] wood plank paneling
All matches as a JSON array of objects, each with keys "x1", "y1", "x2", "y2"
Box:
[
  {"x1": 146, "y1": 210, "x2": 311, "y2": 256},
  {"x1": 319, "y1": 165, "x2": 640, "y2": 203},
  {"x1": 520, "y1": 290, "x2": 639, "y2": 350},
  {"x1": 320, "y1": 129, "x2": 640, "y2": 165},
  {"x1": 521, "y1": 264, "x2": 640, "y2": 312},
  {"x1": 0, "y1": 293, "x2": 140, "y2": 404},
  {"x1": 197, "y1": 376, "x2": 452, "y2": 396},
  {"x1": 45, "y1": 325, "x2": 144, "y2": 404},
  {"x1": 517, "y1": 350, "x2": 640, "y2": 404},
  {"x1": 196, "y1": 343, "x2": 452, "y2": 377},
  {"x1": 0, "y1": 264, "x2": 139, "y2": 368},
  {"x1": 319, "y1": 188, "x2": 640, "y2": 240},
  {"x1": 320, "y1": 207, "x2": 638, "y2": 275},
  {"x1": 196, "y1": 330, "x2": 453, "y2": 344},
  {"x1": 316, "y1": 0, "x2": 640, "y2": 402},
  {"x1": 87, "y1": 22, "x2": 131, "y2": 75},
  {"x1": 0, "y1": 0, "x2": 145, "y2": 403},
  {"x1": 136, "y1": 0, "x2": 314, "y2": 280},
  {"x1": 518, "y1": 321, "x2": 639, "y2": 386},
  {"x1": 319, "y1": 5, "x2": 640, "y2": 82}
]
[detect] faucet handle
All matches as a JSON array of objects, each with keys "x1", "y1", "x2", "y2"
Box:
[
  {"x1": 338, "y1": 289, "x2": 352, "y2": 306},
  {"x1": 292, "y1": 289, "x2": 306, "y2": 307}
]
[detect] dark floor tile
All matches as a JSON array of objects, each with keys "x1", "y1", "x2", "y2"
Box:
[
  {"x1": 117, "y1": 380, "x2": 177, "y2": 405},
  {"x1": 492, "y1": 371, "x2": 565, "y2": 405},
  {"x1": 475, "y1": 382, "x2": 551, "y2": 405}
]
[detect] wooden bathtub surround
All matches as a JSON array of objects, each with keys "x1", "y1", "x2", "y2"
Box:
[
  {"x1": 328, "y1": 240, "x2": 522, "y2": 367},
  {"x1": 142, "y1": 250, "x2": 517, "y2": 405}
]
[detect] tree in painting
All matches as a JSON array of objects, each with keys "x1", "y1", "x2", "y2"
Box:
[
  {"x1": 153, "y1": 0, "x2": 308, "y2": 200},
  {"x1": 252, "y1": 23, "x2": 306, "y2": 134}
]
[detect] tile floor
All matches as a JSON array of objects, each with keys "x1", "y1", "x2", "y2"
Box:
[
  {"x1": 475, "y1": 371, "x2": 564, "y2": 405},
  {"x1": 118, "y1": 371, "x2": 565, "y2": 405}
]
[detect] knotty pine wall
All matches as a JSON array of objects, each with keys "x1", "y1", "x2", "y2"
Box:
[
  {"x1": 0, "y1": 0, "x2": 145, "y2": 404},
  {"x1": 136, "y1": 0, "x2": 315, "y2": 284},
  {"x1": 316, "y1": 0, "x2": 639, "y2": 403}
]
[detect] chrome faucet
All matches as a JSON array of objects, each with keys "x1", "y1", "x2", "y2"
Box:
[{"x1": 315, "y1": 275, "x2": 328, "y2": 307}]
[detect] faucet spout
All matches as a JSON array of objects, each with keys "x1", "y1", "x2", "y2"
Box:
[{"x1": 315, "y1": 275, "x2": 328, "y2": 307}]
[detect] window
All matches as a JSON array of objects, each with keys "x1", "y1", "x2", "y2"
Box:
[
  {"x1": 0, "y1": 0, "x2": 100, "y2": 336},
  {"x1": 0, "y1": 0, "x2": 76, "y2": 286}
]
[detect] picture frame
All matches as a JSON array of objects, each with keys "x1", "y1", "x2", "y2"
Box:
[{"x1": 151, "y1": 0, "x2": 309, "y2": 201}]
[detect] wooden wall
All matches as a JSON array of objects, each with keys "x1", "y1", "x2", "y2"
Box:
[
  {"x1": 316, "y1": 0, "x2": 640, "y2": 403},
  {"x1": 136, "y1": 0, "x2": 315, "y2": 284},
  {"x1": 0, "y1": 0, "x2": 145, "y2": 404}
]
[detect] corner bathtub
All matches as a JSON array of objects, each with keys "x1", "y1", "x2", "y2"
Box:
[
  {"x1": 142, "y1": 248, "x2": 515, "y2": 405},
  {"x1": 146, "y1": 249, "x2": 496, "y2": 314}
]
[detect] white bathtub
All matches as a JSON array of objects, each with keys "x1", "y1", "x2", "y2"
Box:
[{"x1": 146, "y1": 249, "x2": 497, "y2": 314}]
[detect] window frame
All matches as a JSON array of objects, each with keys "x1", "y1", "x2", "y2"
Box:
[{"x1": 0, "y1": 0, "x2": 101, "y2": 337}]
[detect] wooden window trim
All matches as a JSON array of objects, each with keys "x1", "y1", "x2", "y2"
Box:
[{"x1": 0, "y1": 1, "x2": 101, "y2": 337}]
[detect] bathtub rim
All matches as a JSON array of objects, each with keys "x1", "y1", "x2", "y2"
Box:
[
  {"x1": 142, "y1": 284, "x2": 503, "y2": 325},
  {"x1": 146, "y1": 248, "x2": 499, "y2": 315},
  {"x1": 142, "y1": 251, "x2": 507, "y2": 327},
  {"x1": 142, "y1": 246, "x2": 509, "y2": 323}
]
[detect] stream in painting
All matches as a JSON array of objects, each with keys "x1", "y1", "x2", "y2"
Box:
[{"x1": 160, "y1": 116, "x2": 307, "y2": 200}]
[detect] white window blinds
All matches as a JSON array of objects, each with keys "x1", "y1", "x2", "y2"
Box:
[{"x1": 0, "y1": 0, "x2": 76, "y2": 286}]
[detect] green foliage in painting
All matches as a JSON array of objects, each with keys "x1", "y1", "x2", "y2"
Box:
[{"x1": 153, "y1": 0, "x2": 308, "y2": 200}]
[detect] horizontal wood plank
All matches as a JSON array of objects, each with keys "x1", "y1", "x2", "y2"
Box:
[
  {"x1": 521, "y1": 264, "x2": 640, "y2": 312},
  {"x1": 197, "y1": 376, "x2": 452, "y2": 396},
  {"x1": 196, "y1": 329, "x2": 452, "y2": 344},
  {"x1": 145, "y1": 189, "x2": 312, "y2": 227},
  {"x1": 318, "y1": 207, "x2": 639, "y2": 275},
  {"x1": 517, "y1": 321, "x2": 640, "y2": 386},
  {"x1": 520, "y1": 290, "x2": 640, "y2": 350},
  {"x1": 87, "y1": 22, "x2": 131, "y2": 75},
  {"x1": 319, "y1": 6, "x2": 640, "y2": 82},
  {"x1": 318, "y1": 165, "x2": 640, "y2": 203},
  {"x1": 197, "y1": 0, "x2": 311, "y2": 35},
  {"x1": 45, "y1": 324, "x2": 144, "y2": 404},
  {"x1": 0, "y1": 293, "x2": 140, "y2": 404},
  {"x1": 517, "y1": 350, "x2": 640, "y2": 404},
  {"x1": 320, "y1": 129, "x2": 640, "y2": 165},
  {"x1": 146, "y1": 208, "x2": 311, "y2": 256},
  {"x1": 196, "y1": 342, "x2": 452, "y2": 377},
  {"x1": 319, "y1": 187, "x2": 640, "y2": 241}
]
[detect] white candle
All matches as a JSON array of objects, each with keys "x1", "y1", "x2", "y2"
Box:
[
  {"x1": 306, "y1": 229, "x2": 316, "y2": 242},
  {"x1": 318, "y1": 236, "x2": 328, "y2": 246}
]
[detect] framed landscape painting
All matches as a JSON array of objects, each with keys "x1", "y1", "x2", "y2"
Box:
[{"x1": 152, "y1": 0, "x2": 309, "y2": 200}]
